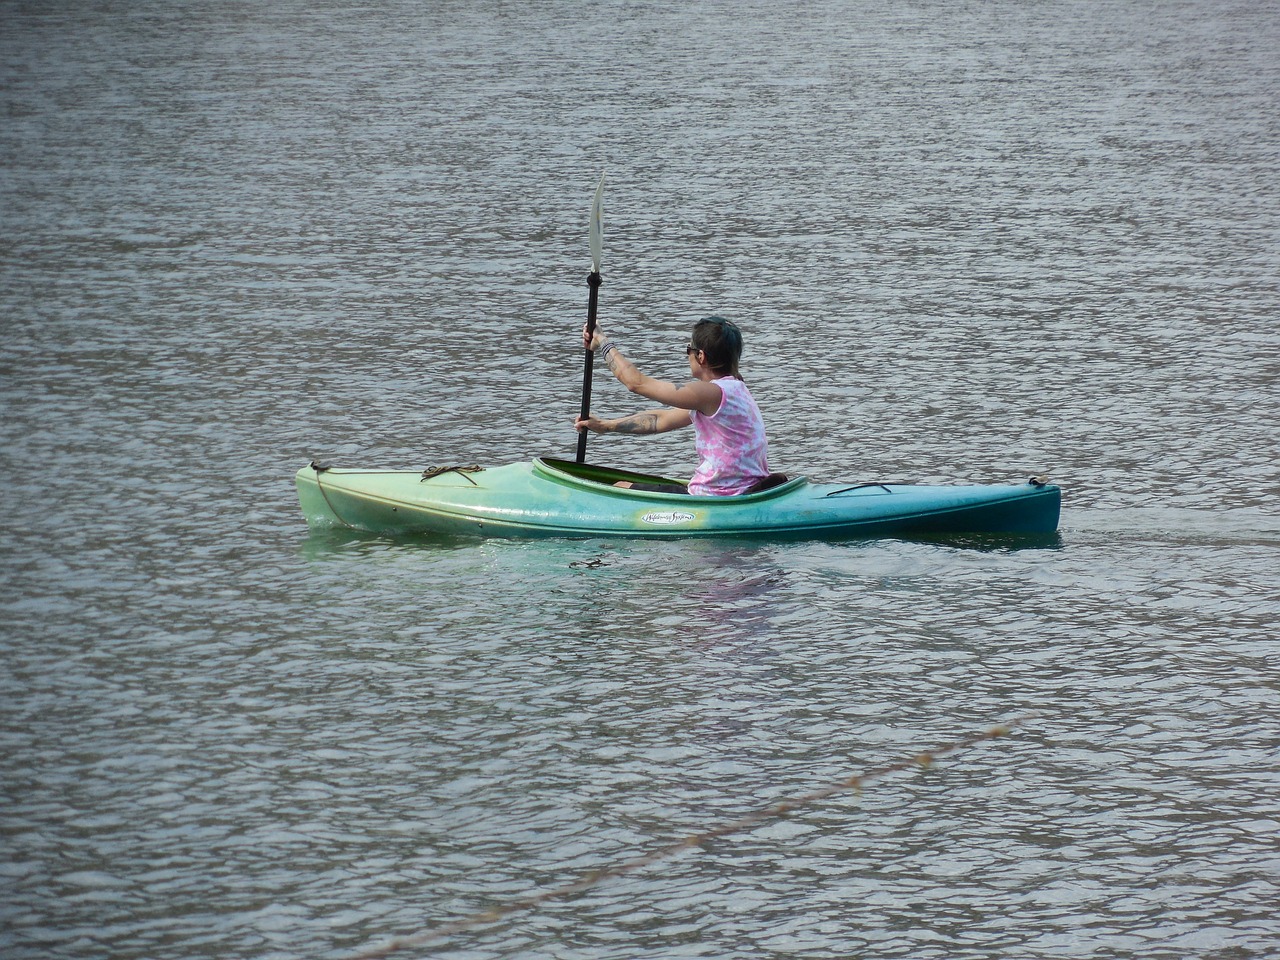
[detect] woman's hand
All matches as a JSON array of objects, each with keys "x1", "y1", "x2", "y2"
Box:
[
  {"x1": 582, "y1": 322, "x2": 607, "y2": 352},
  {"x1": 575, "y1": 415, "x2": 609, "y2": 434}
]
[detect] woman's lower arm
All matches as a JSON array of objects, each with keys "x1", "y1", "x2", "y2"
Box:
[
  {"x1": 613, "y1": 408, "x2": 691, "y2": 435},
  {"x1": 612, "y1": 412, "x2": 663, "y2": 435},
  {"x1": 599, "y1": 342, "x2": 646, "y2": 393}
]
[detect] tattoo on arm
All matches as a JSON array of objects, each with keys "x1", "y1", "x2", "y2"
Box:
[
  {"x1": 614, "y1": 413, "x2": 660, "y2": 435},
  {"x1": 605, "y1": 349, "x2": 623, "y2": 376}
]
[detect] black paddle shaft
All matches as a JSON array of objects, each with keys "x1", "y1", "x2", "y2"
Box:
[{"x1": 575, "y1": 271, "x2": 603, "y2": 463}]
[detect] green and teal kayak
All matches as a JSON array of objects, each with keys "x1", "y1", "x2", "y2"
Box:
[{"x1": 296, "y1": 457, "x2": 1060, "y2": 540}]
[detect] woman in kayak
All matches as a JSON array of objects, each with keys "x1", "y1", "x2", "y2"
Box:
[{"x1": 574, "y1": 316, "x2": 780, "y2": 495}]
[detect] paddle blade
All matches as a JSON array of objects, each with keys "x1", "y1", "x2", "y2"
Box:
[{"x1": 589, "y1": 172, "x2": 604, "y2": 273}]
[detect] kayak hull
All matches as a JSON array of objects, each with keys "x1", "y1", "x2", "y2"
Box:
[{"x1": 296, "y1": 458, "x2": 1061, "y2": 540}]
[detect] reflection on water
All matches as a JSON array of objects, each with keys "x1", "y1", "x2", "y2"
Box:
[{"x1": 298, "y1": 525, "x2": 481, "y2": 562}]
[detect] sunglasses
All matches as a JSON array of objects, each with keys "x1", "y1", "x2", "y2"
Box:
[{"x1": 685, "y1": 344, "x2": 699, "y2": 356}]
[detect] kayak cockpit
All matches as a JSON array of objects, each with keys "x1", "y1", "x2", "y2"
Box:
[{"x1": 532, "y1": 457, "x2": 806, "y2": 500}]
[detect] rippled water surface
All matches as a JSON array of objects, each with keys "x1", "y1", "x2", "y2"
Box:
[{"x1": 2, "y1": 1, "x2": 1277, "y2": 958}]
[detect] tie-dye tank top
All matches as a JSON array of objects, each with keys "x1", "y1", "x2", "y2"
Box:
[{"x1": 688, "y1": 377, "x2": 770, "y2": 496}]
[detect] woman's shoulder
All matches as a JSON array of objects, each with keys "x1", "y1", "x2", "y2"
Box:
[
  {"x1": 683, "y1": 377, "x2": 724, "y2": 417},
  {"x1": 716, "y1": 376, "x2": 755, "y2": 398}
]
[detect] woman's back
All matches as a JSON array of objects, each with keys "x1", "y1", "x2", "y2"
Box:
[{"x1": 689, "y1": 377, "x2": 770, "y2": 495}]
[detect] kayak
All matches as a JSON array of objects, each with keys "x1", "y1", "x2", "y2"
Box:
[{"x1": 296, "y1": 457, "x2": 1060, "y2": 540}]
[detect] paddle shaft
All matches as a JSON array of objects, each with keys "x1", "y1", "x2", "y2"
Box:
[{"x1": 575, "y1": 271, "x2": 603, "y2": 463}]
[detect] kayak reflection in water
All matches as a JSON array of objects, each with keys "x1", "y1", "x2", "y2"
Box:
[{"x1": 574, "y1": 316, "x2": 783, "y2": 496}]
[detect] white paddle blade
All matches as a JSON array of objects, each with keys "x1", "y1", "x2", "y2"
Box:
[{"x1": 589, "y1": 172, "x2": 604, "y2": 273}]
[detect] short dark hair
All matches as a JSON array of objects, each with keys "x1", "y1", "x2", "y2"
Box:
[{"x1": 690, "y1": 316, "x2": 744, "y2": 379}]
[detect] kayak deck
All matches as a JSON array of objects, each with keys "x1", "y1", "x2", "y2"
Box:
[{"x1": 296, "y1": 457, "x2": 1061, "y2": 540}]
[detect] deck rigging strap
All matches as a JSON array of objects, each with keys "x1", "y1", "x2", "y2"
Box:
[
  {"x1": 824, "y1": 482, "x2": 895, "y2": 497},
  {"x1": 421, "y1": 464, "x2": 483, "y2": 484}
]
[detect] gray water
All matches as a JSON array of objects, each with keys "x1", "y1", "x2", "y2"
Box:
[{"x1": 2, "y1": 1, "x2": 1278, "y2": 958}]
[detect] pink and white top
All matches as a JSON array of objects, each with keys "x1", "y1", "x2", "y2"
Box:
[{"x1": 688, "y1": 377, "x2": 770, "y2": 496}]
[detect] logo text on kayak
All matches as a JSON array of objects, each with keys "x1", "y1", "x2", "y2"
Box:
[{"x1": 641, "y1": 511, "x2": 696, "y2": 525}]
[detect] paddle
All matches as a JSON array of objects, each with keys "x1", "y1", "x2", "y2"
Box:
[{"x1": 575, "y1": 172, "x2": 605, "y2": 463}]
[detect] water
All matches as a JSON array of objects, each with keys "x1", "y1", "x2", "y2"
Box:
[{"x1": 2, "y1": 1, "x2": 1277, "y2": 957}]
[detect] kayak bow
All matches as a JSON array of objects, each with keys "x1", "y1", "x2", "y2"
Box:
[{"x1": 296, "y1": 458, "x2": 1060, "y2": 540}]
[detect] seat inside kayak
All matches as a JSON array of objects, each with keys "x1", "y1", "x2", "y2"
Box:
[
  {"x1": 537, "y1": 456, "x2": 688, "y2": 489},
  {"x1": 535, "y1": 457, "x2": 797, "y2": 497}
]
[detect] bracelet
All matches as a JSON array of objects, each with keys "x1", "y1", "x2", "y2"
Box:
[{"x1": 599, "y1": 339, "x2": 618, "y2": 362}]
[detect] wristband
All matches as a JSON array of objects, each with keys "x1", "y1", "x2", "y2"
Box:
[{"x1": 599, "y1": 340, "x2": 618, "y2": 362}]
